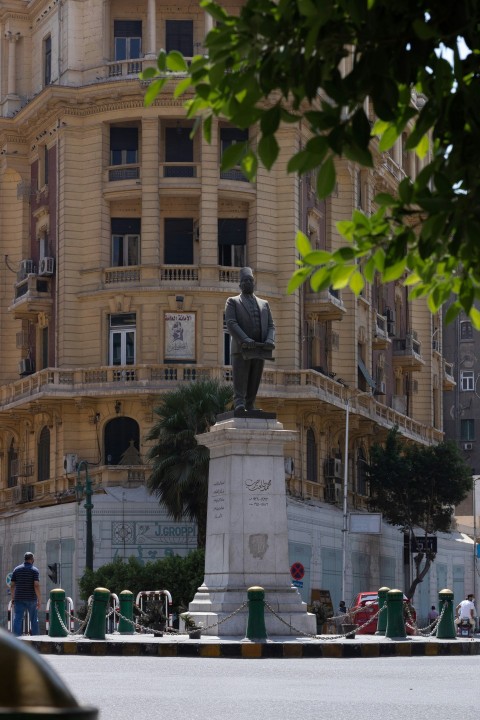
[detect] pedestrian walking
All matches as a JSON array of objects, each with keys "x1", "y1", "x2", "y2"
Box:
[
  {"x1": 427, "y1": 605, "x2": 439, "y2": 623},
  {"x1": 10, "y1": 551, "x2": 41, "y2": 636}
]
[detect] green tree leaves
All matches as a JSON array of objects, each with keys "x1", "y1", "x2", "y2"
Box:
[
  {"x1": 79, "y1": 551, "x2": 205, "y2": 615},
  {"x1": 141, "y1": 0, "x2": 480, "y2": 323},
  {"x1": 367, "y1": 428, "x2": 472, "y2": 598},
  {"x1": 145, "y1": 380, "x2": 233, "y2": 549}
]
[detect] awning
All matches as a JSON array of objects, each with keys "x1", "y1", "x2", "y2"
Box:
[{"x1": 358, "y1": 357, "x2": 376, "y2": 389}]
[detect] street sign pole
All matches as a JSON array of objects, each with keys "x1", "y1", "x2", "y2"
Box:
[{"x1": 341, "y1": 397, "x2": 349, "y2": 603}]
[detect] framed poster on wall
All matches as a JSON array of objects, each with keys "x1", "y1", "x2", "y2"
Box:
[{"x1": 164, "y1": 312, "x2": 196, "y2": 362}]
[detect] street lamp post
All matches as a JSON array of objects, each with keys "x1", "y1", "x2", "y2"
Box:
[
  {"x1": 473, "y1": 476, "x2": 480, "y2": 603},
  {"x1": 75, "y1": 460, "x2": 94, "y2": 571},
  {"x1": 341, "y1": 398, "x2": 350, "y2": 603}
]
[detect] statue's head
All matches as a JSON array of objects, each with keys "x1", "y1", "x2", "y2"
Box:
[{"x1": 239, "y1": 266, "x2": 255, "y2": 294}]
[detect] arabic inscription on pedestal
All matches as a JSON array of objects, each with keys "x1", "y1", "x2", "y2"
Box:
[
  {"x1": 212, "y1": 478, "x2": 226, "y2": 519},
  {"x1": 245, "y1": 478, "x2": 271, "y2": 508}
]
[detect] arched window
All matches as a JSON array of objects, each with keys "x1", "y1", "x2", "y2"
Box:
[
  {"x1": 306, "y1": 428, "x2": 318, "y2": 482},
  {"x1": 104, "y1": 417, "x2": 140, "y2": 465},
  {"x1": 8, "y1": 439, "x2": 18, "y2": 488},
  {"x1": 38, "y1": 426, "x2": 50, "y2": 482},
  {"x1": 357, "y1": 447, "x2": 368, "y2": 496}
]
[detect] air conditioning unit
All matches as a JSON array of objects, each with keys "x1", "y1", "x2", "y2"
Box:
[
  {"x1": 18, "y1": 358, "x2": 34, "y2": 376},
  {"x1": 19, "y1": 484, "x2": 34, "y2": 503},
  {"x1": 385, "y1": 307, "x2": 396, "y2": 336},
  {"x1": 387, "y1": 321, "x2": 396, "y2": 337},
  {"x1": 16, "y1": 330, "x2": 29, "y2": 349},
  {"x1": 325, "y1": 458, "x2": 343, "y2": 480},
  {"x1": 38, "y1": 256, "x2": 55, "y2": 276},
  {"x1": 63, "y1": 453, "x2": 78, "y2": 474},
  {"x1": 18, "y1": 259, "x2": 35, "y2": 280},
  {"x1": 463, "y1": 442, "x2": 473, "y2": 451},
  {"x1": 325, "y1": 480, "x2": 342, "y2": 504}
]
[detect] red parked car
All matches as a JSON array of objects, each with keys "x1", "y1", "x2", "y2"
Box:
[{"x1": 349, "y1": 591, "x2": 417, "y2": 635}]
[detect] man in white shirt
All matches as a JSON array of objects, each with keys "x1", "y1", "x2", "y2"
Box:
[{"x1": 455, "y1": 594, "x2": 476, "y2": 630}]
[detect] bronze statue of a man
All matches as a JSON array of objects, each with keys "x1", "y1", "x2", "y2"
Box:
[{"x1": 225, "y1": 267, "x2": 275, "y2": 412}]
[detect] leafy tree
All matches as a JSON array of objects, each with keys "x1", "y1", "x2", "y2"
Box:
[
  {"x1": 79, "y1": 550, "x2": 205, "y2": 615},
  {"x1": 141, "y1": 0, "x2": 480, "y2": 325},
  {"x1": 367, "y1": 428, "x2": 472, "y2": 599},
  {"x1": 145, "y1": 379, "x2": 233, "y2": 548}
]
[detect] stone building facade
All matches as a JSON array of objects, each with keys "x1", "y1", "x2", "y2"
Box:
[{"x1": 0, "y1": 0, "x2": 469, "y2": 623}]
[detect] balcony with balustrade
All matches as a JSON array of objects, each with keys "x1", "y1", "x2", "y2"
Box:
[
  {"x1": 159, "y1": 162, "x2": 201, "y2": 185},
  {"x1": 77, "y1": 263, "x2": 246, "y2": 294},
  {"x1": 0, "y1": 364, "x2": 443, "y2": 447},
  {"x1": 9, "y1": 273, "x2": 53, "y2": 320},
  {"x1": 392, "y1": 332, "x2": 425, "y2": 370},
  {"x1": 304, "y1": 288, "x2": 347, "y2": 322},
  {"x1": 443, "y1": 360, "x2": 456, "y2": 390},
  {"x1": 103, "y1": 165, "x2": 141, "y2": 197},
  {"x1": 0, "y1": 463, "x2": 150, "y2": 512},
  {"x1": 372, "y1": 311, "x2": 391, "y2": 349}
]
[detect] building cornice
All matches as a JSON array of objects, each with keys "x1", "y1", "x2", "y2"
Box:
[{"x1": 6, "y1": 80, "x2": 191, "y2": 138}]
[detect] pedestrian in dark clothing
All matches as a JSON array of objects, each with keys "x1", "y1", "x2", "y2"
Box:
[{"x1": 10, "y1": 551, "x2": 41, "y2": 636}]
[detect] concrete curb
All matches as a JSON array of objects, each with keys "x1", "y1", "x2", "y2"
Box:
[{"x1": 23, "y1": 635, "x2": 480, "y2": 658}]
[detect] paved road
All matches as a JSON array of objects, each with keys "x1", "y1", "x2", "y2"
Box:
[{"x1": 44, "y1": 654, "x2": 479, "y2": 720}]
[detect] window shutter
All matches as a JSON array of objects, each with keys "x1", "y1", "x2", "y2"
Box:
[
  {"x1": 111, "y1": 218, "x2": 141, "y2": 234},
  {"x1": 165, "y1": 127, "x2": 193, "y2": 162},
  {"x1": 164, "y1": 219, "x2": 194, "y2": 264},
  {"x1": 110, "y1": 127, "x2": 138, "y2": 151},
  {"x1": 218, "y1": 219, "x2": 247, "y2": 245},
  {"x1": 114, "y1": 20, "x2": 142, "y2": 38},
  {"x1": 166, "y1": 20, "x2": 193, "y2": 56}
]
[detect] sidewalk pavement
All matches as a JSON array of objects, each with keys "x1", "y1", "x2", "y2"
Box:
[{"x1": 21, "y1": 632, "x2": 480, "y2": 658}]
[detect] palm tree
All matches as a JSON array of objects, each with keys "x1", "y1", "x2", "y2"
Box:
[{"x1": 146, "y1": 379, "x2": 233, "y2": 548}]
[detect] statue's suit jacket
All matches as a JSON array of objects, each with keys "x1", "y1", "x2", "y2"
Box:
[{"x1": 225, "y1": 293, "x2": 275, "y2": 355}]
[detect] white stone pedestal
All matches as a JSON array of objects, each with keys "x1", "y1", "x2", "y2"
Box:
[{"x1": 188, "y1": 415, "x2": 316, "y2": 637}]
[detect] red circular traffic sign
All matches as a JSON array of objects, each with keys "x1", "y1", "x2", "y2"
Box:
[{"x1": 290, "y1": 562, "x2": 305, "y2": 581}]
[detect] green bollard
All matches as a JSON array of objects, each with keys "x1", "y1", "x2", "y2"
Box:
[
  {"x1": 246, "y1": 586, "x2": 267, "y2": 641},
  {"x1": 118, "y1": 590, "x2": 135, "y2": 635},
  {"x1": 385, "y1": 588, "x2": 407, "y2": 639},
  {"x1": 375, "y1": 586, "x2": 391, "y2": 636},
  {"x1": 49, "y1": 588, "x2": 68, "y2": 638},
  {"x1": 84, "y1": 587, "x2": 110, "y2": 640},
  {"x1": 436, "y1": 588, "x2": 456, "y2": 639}
]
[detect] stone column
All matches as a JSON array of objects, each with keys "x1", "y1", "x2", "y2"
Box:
[
  {"x1": 141, "y1": 118, "x2": 160, "y2": 265},
  {"x1": 204, "y1": 9, "x2": 214, "y2": 37},
  {"x1": 146, "y1": 0, "x2": 157, "y2": 58},
  {"x1": 199, "y1": 117, "x2": 218, "y2": 281},
  {"x1": 5, "y1": 32, "x2": 20, "y2": 97},
  {"x1": 189, "y1": 415, "x2": 316, "y2": 637},
  {"x1": 103, "y1": 0, "x2": 110, "y2": 62}
]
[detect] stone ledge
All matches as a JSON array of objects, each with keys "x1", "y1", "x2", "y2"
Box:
[{"x1": 23, "y1": 635, "x2": 480, "y2": 658}]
